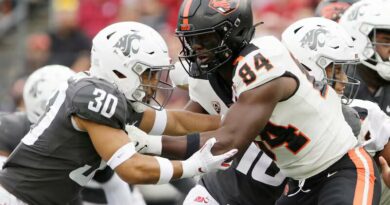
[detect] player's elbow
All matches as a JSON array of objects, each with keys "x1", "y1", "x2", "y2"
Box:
[{"x1": 211, "y1": 128, "x2": 241, "y2": 155}]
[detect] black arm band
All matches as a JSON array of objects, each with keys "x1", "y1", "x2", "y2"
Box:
[{"x1": 185, "y1": 132, "x2": 200, "y2": 159}]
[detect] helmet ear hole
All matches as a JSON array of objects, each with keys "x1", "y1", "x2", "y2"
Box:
[
  {"x1": 237, "y1": 28, "x2": 245, "y2": 37},
  {"x1": 113, "y1": 70, "x2": 126, "y2": 79},
  {"x1": 106, "y1": 31, "x2": 116, "y2": 40}
]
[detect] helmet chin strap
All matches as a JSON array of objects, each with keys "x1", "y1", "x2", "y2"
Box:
[
  {"x1": 131, "y1": 101, "x2": 148, "y2": 113},
  {"x1": 376, "y1": 58, "x2": 390, "y2": 81},
  {"x1": 129, "y1": 90, "x2": 148, "y2": 113},
  {"x1": 363, "y1": 52, "x2": 390, "y2": 81}
]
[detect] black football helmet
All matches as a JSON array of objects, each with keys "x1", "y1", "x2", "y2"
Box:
[
  {"x1": 176, "y1": 0, "x2": 254, "y2": 77},
  {"x1": 315, "y1": 0, "x2": 359, "y2": 22}
]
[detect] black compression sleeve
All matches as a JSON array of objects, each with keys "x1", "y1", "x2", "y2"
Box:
[{"x1": 185, "y1": 132, "x2": 200, "y2": 159}]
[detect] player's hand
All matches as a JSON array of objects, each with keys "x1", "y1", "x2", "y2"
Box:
[
  {"x1": 181, "y1": 138, "x2": 237, "y2": 178},
  {"x1": 125, "y1": 125, "x2": 162, "y2": 155},
  {"x1": 379, "y1": 156, "x2": 390, "y2": 188}
]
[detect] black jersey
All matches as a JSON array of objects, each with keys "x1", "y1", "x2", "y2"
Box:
[
  {"x1": 0, "y1": 112, "x2": 30, "y2": 154},
  {"x1": 0, "y1": 73, "x2": 143, "y2": 205}
]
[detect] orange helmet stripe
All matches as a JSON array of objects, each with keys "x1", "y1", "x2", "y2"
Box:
[{"x1": 183, "y1": 0, "x2": 194, "y2": 25}]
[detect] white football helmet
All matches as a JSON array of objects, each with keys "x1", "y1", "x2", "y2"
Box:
[
  {"x1": 339, "y1": 0, "x2": 390, "y2": 80},
  {"x1": 282, "y1": 17, "x2": 360, "y2": 103},
  {"x1": 23, "y1": 65, "x2": 75, "y2": 123},
  {"x1": 90, "y1": 21, "x2": 174, "y2": 112}
]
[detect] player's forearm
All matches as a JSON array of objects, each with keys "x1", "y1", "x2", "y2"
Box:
[
  {"x1": 116, "y1": 153, "x2": 183, "y2": 184},
  {"x1": 161, "y1": 135, "x2": 188, "y2": 159},
  {"x1": 165, "y1": 110, "x2": 221, "y2": 135}
]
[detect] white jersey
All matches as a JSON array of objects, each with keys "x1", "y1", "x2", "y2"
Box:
[
  {"x1": 188, "y1": 77, "x2": 229, "y2": 115},
  {"x1": 232, "y1": 36, "x2": 358, "y2": 180},
  {"x1": 187, "y1": 61, "x2": 286, "y2": 204}
]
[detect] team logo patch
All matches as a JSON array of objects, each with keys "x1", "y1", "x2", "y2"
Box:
[
  {"x1": 113, "y1": 33, "x2": 142, "y2": 57},
  {"x1": 209, "y1": 0, "x2": 240, "y2": 15},
  {"x1": 300, "y1": 28, "x2": 328, "y2": 51},
  {"x1": 29, "y1": 79, "x2": 45, "y2": 97},
  {"x1": 211, "y1": 101, "x2": 221, "y2": 114}
]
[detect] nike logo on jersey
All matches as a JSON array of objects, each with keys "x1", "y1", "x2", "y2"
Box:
[
  {"x1": 386, "y1": 105, "x2": 390, "y2": 113},
  {"x1": 327, "y1": 171, "x2": 338, "y2": 178}
]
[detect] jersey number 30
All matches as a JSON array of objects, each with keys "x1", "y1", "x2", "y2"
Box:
[{"x1": 88, "y1": 88, "x2": 118, "y2": 118}]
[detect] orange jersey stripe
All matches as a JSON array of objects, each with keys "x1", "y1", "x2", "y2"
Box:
[
  {"x1": 348, "y1": 147, "x2": 375, "y2": 205},
  {"x1": 183, "y1": 0, "x2": 194, "y2": 25},
  {"x1": 360, "y1": 148, "x2": 375, "y2": 205},
  {"x1": 233, "y1": 56, "x2": 244, "y2": 65}
]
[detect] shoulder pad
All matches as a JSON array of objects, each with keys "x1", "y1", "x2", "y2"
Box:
[
  {"x1": 232, "y1": 36, "x2": 295, "y2": 97},
  {"x1": 66, "y1": 78, "x2": 138, "y2": 129}
]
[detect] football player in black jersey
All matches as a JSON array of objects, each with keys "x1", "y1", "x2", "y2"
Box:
[
  {"x1": 0, "y1": 65, "x2": 74, "y2": 158},
  {"x1": 340, "y1": 1, "x2": 390, "y2": 115},
  {"x1": 0, "y1": 22, "x2": 237, "y2": 205},
  {"x1": 0, "y1": 65, "x2": 148, "y2": 205},
  {"x1": 339, "y1": 2, "x2": 390, "y2": 204}
]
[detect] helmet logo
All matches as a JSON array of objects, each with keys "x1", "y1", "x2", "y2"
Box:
[
  {"x1": 29, "y1": 79, "x2": 44, "y2": 97},
  {"x1": 300, "y1": 28, "x2": 328, "y2": 51},
  {"x1": 209, "y1": 0, "x2": 240, "y2": 15},
  {"x1": 114, "y1": 33, "x2": 142, "y2": 57}
]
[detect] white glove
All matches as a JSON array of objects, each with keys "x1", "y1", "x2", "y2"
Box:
[
  {"x1": 125, "y1": 125, "x2": 162, "y2": 155},
  {"x1": 351, "y1": 100, "x2": 390, "y2": 156},
  {"x1": 181, "y1": 138, "x2": 237, "y2": 178}
]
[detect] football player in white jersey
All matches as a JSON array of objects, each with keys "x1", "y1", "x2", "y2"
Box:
[
  {"x1": 282, "y1": 16, "x2": 390, "y2": 204},
  {"x1": 150, "y1": 0, "x2": 381, "y2": 204},
  {"x1": 0, "y1": 22, "x2": 237, "y2": 205},
  {"x1": 129, "y1": 15, "x2": 377, "y2": 204}
]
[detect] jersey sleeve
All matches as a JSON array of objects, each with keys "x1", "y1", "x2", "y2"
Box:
[
  {"x1": 0, "y1": 112, "x2": 31, "y2": 153},
  {"x1": 66, "y1": 78, "x2": 141, "y2": 130},
  {"x1": 341, "y1": 104, "x2": 361, "y2": 137},
  {"x1": 232, "y1": 36, "x2": 295, "y2": 97}
]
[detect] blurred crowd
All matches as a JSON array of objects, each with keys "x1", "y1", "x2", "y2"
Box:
[{"x1": 0, "y1": 0, "x2": 321, "y2": 113}]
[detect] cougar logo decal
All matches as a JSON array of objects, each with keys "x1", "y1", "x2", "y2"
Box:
[
  {"x1": 114, "y1": 33, "x2": 142, "y2": 57},
  {"x1": 209, "y1": 0, "x2": 240, "y2": 15},
  {"x1": 300, "y1": 28, "x2": 328, "y2": 51},
  {"x1": 29, "y1": 79, "x2": 45, "y2": 98}
]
